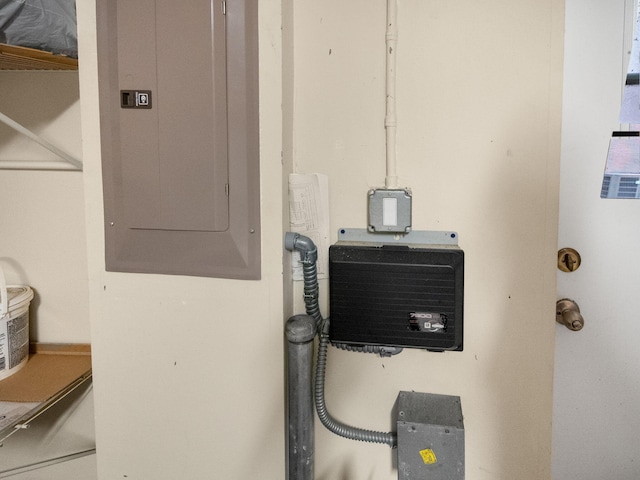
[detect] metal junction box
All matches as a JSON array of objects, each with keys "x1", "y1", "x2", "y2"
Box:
[
  {"x1": 329, "y1": 231, "x2": 464, "y2": 351},
  {"x1": 396, "y1": 391, "x2": 465, "y2": 480}
]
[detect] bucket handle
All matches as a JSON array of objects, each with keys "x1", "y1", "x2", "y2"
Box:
[{"x1": 0, "y1": 266, "x2": 7, "y2": 317}]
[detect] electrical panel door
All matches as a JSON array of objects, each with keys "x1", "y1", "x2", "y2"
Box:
[{"x1": 97, "y1": 0, "x2": 260, "y2": 279}]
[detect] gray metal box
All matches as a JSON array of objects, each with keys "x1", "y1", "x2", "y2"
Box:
[
  {"x1": 368, "y1": 188, "x2": 412, "y2": 233},
  {"x1": 396, "y1": 391, "x2": 464, "y2": 480},
  {"x1": 96, "y1": 0, "x2": 261, "y2": 280}
]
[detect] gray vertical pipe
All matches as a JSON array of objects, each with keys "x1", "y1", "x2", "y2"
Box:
[{"x1": 286, "y1": 314, "x2": 316, "y2": 480}]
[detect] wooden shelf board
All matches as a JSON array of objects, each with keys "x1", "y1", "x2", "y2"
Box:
[
  {"x1": 0, "y1": 344, "x2": 91, "y2": 403},
  {"x1": 0, "y1": 44, "x2": 78, "y2": 71}
]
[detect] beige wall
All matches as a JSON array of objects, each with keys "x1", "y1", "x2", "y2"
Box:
[
  {"x1": 76, "y1": 0, "x2": 286, "y2": 478},
  {"x1": 0, "y1": 71, "x2": 90, "y2": 343},
  {"x1": 289, "y1": 0, "x2": 563, "y2": 479},
  {"x1": 0, "y1": 0, "x2": 564, "y2": 478}
]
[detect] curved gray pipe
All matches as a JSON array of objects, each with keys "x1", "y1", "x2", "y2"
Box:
[
  {"x1": 315, "y1": 320, "x2": 397, "y2": 447},
  {"x1": 284, "y1": 232, "x2": 402, "y2": 357},
  {"x1": 284, "y1": 232, "x2": 322, "y2": 328},
  {"x1": 284, "y1": 232, "x2": 398, "y2": 448}
]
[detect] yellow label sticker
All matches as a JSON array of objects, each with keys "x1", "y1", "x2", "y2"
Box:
[{"x1": 419, "y1": 448, "x2": 437, "y2": 465}]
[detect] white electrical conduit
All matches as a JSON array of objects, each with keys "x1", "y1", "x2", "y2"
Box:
[
  {"x1": 0, "y1": 111, "x2": 83, "y2": 171},
  {"x1": 385, "y1": 0, "x2": 398, "y2": 189}
]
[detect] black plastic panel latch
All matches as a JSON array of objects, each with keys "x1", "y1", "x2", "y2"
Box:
[{"x1": 120, "y1": 90, "x2": 152, "y2": 109}]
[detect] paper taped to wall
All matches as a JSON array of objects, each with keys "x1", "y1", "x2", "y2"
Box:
[{"x1": 288, "y1": 173, "x2": 330, "y2": 280}]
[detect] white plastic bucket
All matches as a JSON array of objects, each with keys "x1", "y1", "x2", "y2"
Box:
[{"x1": 0, "y1": 267, "x2": 34, "y2": 381}]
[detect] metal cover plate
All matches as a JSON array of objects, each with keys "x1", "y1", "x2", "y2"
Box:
[
  {"x1": 337, "y1": 228, "x2": 459, "y2": 246},
  {"x1": 397, "y1": 391, "x2": 465, "y2": 480}
]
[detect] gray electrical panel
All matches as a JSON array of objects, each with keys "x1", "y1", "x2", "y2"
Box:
[
  {"x1": 396, "y1": 391, "x2": 464, "y2": 480},
  {"x1": 96, "y1": 0, "x2": 260, "y2": 279}
]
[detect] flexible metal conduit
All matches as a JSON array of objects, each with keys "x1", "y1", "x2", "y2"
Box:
[
  {"x1": 315, "y1": 320, "x2": 397, "y2": 447},
  {"x1": 333, "y1": 342, "x2": 403, "y2": 357},
  {"x1": 284, "y1": 232, "x2": 398, "y2": 449}
]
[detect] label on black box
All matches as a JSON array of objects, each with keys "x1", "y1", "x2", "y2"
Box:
[{"x1": 409, "y1": 312, "x2": 447, "y2": 333}]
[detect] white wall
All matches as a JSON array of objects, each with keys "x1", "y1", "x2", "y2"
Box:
[
  {"x1": 0, "y1": 0, "x2": 564, "y2": 478},
  {"x1": 554, "y1": 0, "x2": 640, "y2": 478}
]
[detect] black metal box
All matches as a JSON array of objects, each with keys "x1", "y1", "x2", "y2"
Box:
[{"x1": 329, "y1": 244, "x2": 464, "y2": 351}]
